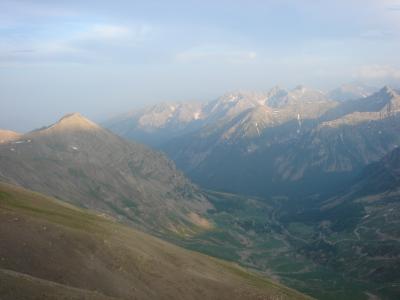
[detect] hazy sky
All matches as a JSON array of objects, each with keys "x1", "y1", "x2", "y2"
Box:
[{"x1": 1, "y1": 0, "x2": 400, "y2": 132}]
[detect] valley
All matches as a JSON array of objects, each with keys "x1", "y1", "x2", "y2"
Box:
[
  {"x1": 1, "y1": 85, "x2": 399, "y2": 299},
  {"x1": 103, "y1": 85, "x2": 400, "y2": 299},
  {"x1": 2, "y1": 2, "x2": 399, "y2": 299},
  {"x1": 167, "y1": 190, "x2": 399, "y2": 300}
]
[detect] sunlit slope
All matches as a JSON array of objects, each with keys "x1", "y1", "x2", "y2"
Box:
[
  {"x1": 0, "y1": 182, "x2": 311, "y2": 300},
  {"x1": 0, "y1": 113, "x2": 211, "y2": 233}
]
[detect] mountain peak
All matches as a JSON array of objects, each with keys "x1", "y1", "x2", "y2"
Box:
[
  {"x1": 60, "y1": 112, "x2": 84, "y2": 120},
  {"x1": 32, "y1": 113, "x2": 101, "y2": 134},
  {"x1": 380, "y1": 85, "x2": 397, "y2": 97},
  {"x1": 328, "y1": 83, "x2": 376, "y2": 102},
  {"x1": 267, "y1": 85, "x2": 287, "y2": 95},
  {"x1": 294, "y1": 84, "x2": 305, "y2": 89},
  {"x1": 269, "y1": 85, "x2": 284, "y2": 92}
]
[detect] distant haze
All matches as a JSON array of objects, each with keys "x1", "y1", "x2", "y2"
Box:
[{"x1": 1, "y1": 0, "x2": 400, "y2": 132}]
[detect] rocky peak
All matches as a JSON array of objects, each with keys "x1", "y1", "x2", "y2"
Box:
[
  {"x1": 358, "y1": 86, "x2": 400, "y2": 112},
  {"x1": 293, "y1": 85, "x2": 307, "y2": 92},
  {"x1": 328, "y1": 83, "x2": 375, "y2": 102},
  {"x1": 267, "y1": 85, "x2": 328, "y2": 108},
  {"x1": 380, "y1": 85, "x2": 398, "y2": 99},
  {"x1": 266, "y1": 86, "x2": 289, "y2": 108}
]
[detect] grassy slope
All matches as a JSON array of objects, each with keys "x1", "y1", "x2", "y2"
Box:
[
  {"x1": 0, "y1": 182, "x2": 311, "y2": 300},
  {"x1": 0, "y1": 269, "x2": 118, "y2": 300}
]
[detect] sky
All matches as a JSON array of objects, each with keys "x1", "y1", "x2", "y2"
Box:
[{"x1": 1, "y1": 0, "x2": 400, "y2": 132}]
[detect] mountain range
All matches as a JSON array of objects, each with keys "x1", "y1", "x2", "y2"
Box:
[
  {"x1": 101, "y1": 84, "x2": 400, "y2": 299},
  {"x1": 105, "y1": 83, "x2": 377, "y2": 146},
  {"x1": 105, "y1": 84, "x2": 400, "y2": 198},
  {"x1": 1, "y1": 83, "x2": 400, "y2": 299}
]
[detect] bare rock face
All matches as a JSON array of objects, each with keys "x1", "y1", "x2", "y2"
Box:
[{"x1": 0, "y1": 113, "x2": 211, "y2": 234}]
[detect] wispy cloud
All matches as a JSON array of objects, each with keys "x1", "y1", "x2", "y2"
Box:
[
  {"x1": 355, "y1": 65, "x2": 400, "y2": 80},
  {"x1": 176, "y1": 46, "x2": 257, "y2": 64},
  {"x1": 0, "y1": 23, "x2": 154, "y2": 64},
  {"x1": 84, "y1": 25, "x2": 132, "y2": 40},
  {"x1": 0, "y1": 0, "x2": 77, "y2": 22},
  {"x1": 360, "y1": 29, "x2": 394, "y2": 39},
  {"x1": 79, "y1": 24, "x2": 152, "y2": 42},
  {"x1": 387, "y1": 4, "x2": 400, "y2": 11}
]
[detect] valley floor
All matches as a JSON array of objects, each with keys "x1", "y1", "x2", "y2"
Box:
[{"x1": 165, "y1": 190, "x2": 400, "y2": 300}]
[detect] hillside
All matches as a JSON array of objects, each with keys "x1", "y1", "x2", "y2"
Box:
[
  {"x1": 0, "y1": 113, "x2": 211, "y2": 234},
  {"x1": 0, "y1": 182, "x2": 311, "y2": 300}
]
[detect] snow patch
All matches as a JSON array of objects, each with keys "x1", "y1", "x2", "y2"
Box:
[
  {"x1": 13, "y1": 139, "x2": 31, "y2": 144},
  {"x1": 297, "y1": 113, "x2": 302, "y2": 132},
  {"x1": 255, "y1": 122, "x2": 260, "y2": 136}
]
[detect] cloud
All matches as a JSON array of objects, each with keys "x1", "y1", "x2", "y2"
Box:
[
  {"x1": 79, "y1": 24, "x2": 152, "y2": 42},
  {"x1": 176, "y1": 46, "x2": 257, "y2": 64},
  {"x1": 355, "y1": 65, "x2": 400, "y2": 80},
  {"x1": 0, "y1": 0, "x2": 77, "y2": 21},
  {"x1": 85, "y1": 25, "x2": 131, "y2": 40},
  {"x1": 387, "y1": 4, "x2": 400, "y2": 11},
  {"x1": 360, "y1": 29, "x2": 393, "y2": 39},
  {"x1": 0, "y1": 23, "x2": 154, "y2": 64}
]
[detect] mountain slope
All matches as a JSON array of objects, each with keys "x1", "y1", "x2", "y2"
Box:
[
  {"x1": 159, "y1": 86, "x2": 400, "y2": 197},
  {"x1": 275, "y1": 86, "x2": 400, "y2": 182},
  {"x1": 0, "y1": 129, "x2": 20, "y2": 144},
  {"x1": 354, "y1": 146, "x2": 400, "y2": 194},
  {"x1": 0, "y1": 113, "x2": 211, "y2": 234},
  {"x1": 105, "y1": 85, "x2": 400, "y2": 198},
  {"x1": 0, "y1": 182, "x2": 311, "y2": 300},
  {"x1": 322, "y1": 86, "x2": 400, "y2": 122}
]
